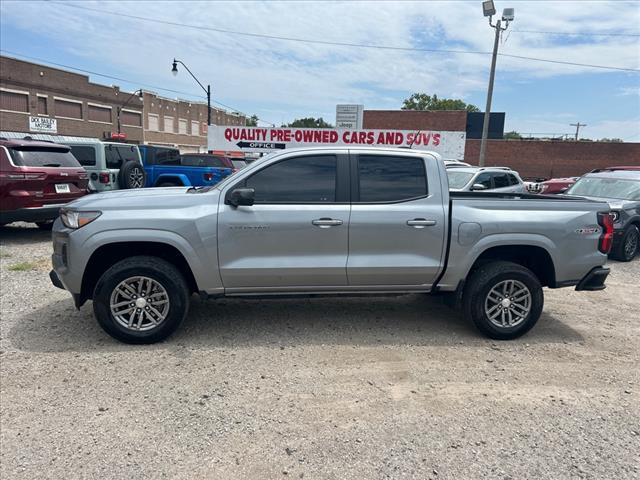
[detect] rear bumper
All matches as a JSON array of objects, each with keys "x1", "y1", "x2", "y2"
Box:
[
  {"x1": 575, "y1": 267, "x2": 610, "y2": 291},
  {"x1": 0, "y1": 204, "x2": 66, "y2": 224}
]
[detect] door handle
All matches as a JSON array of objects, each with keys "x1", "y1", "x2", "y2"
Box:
[
  {"x1": 407, "y1": 218, "x2": 437, "y2": 228},
  {"x1": 312, "y1": 218, "x2": 343, "y2": 228}
]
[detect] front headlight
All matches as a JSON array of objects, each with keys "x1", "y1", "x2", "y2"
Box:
[{"x1": 60, "y1": 210, "x2": 102, "y2": 229}]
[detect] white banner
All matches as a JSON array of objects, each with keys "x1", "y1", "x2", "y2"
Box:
[{"x1": 208, "y1": 126, "x2": 466, "y2": 160}]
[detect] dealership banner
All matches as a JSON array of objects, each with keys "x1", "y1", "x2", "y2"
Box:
[{"x1": 209, "y1": 126, "x2": 466, "y2": 160}]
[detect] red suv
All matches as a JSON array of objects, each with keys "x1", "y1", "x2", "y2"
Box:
[{"x1": 0, "y1": 138, "x2": 89, "y2": 229}]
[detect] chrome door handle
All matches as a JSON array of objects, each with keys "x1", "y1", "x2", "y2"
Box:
[
  {"x1": 312, "y1": 218, "x2": 343, "y2": 228},
  {"x1": 407, "y1": 218, "x2": 437, "y2": 228}
]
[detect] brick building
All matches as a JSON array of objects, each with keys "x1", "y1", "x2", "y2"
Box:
[
  {"x1": 0, "y1": 55, "x2": 245, "y2": 152},
  {"x1": 363, "y1": 109, "x2": 640, "y2": 178}
]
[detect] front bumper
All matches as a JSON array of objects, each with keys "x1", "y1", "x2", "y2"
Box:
[{"x1": 575, "y1": 267, "x2": 610, "y2": 291}]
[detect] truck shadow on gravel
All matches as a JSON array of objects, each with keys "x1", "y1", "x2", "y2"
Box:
[
  {"x1": 0, "y1": 224, "x2": 52, "y2": 246},
  {"x1": 9, "y1": 294, "x2": 584, "y2": 353}
]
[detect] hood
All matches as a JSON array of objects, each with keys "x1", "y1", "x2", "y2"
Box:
[
  {"x1": 570, "y1": 196, "x2": 639, "y2": 210},
  {"x1": 66, "y1": 187, "x2": 219, "y2": 210}
]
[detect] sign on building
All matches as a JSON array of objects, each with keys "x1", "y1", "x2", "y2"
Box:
[
  {"x1": 29, "y1": 116, "x2": 57, "y2": 134},
  {"x1": 335, "y1": 104, "x2": 364, "y2": 129},
  {"x1": 209, "y1": 126, "x2": 466, "y2": 160}
]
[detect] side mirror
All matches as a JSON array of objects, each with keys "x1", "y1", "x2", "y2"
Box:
[
  {"x1": 228, "y1": 188, "x2": 255, "y2": 207},
  {"x1": 472, "y1": 183, "x2": 488, "y2": 191}
]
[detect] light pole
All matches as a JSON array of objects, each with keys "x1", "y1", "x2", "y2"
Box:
[
  {"x1": 478, "y1": 1, "x2": 514, "y2": 167},
  {"x1": 171, "y1": 59, "x2": 211, "y2": 126},
  {"x1": 117, "y1": 89, "x2": 143, "y2": 135}
]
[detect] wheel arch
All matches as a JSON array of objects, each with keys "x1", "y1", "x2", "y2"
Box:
[{"x1": 153, "y1": 174, "x2": 190, "y2": 187}]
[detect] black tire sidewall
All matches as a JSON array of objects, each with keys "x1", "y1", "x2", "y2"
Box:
[
  {"x1": 118, "y1": 161, "x2": 146, "y2": 189},
  {"x1": 621, "y1": 226, "x2": 639, "y2": 261},
  {"x1": 465, "y1": 263, "x2": 544, "y2": 340},
  {"x1": 93, "y1": 258, "x2": 189, "y2": 344}
]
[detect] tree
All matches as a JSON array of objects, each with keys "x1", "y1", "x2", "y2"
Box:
[
  {"x1": 401, "y1": 93, "x2": 480, "y2": 112},
  {"x1": 245, "y1": 114, "x2": 259, "y2": 127},
  {"x1": 284, "y1": 117, "x2": 333, "y2": 128},
  {"x1": 598, "y1": 138, "x2": 623, "y2": 143},
  {"x1": 504, "y1": 131, "x2": 522, "y2": 140}
]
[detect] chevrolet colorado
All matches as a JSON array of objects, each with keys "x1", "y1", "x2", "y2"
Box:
[{"x1": 50, "y1": 147, "x2": 612, "y2": 344}]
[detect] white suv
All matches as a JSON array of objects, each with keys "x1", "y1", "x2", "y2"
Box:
[{"x1": 446, "y1": 166, "x2": 526, "y2": 193}]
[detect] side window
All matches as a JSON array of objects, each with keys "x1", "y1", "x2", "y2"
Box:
[
  {"x1": 492, "y1": 173, "x2": 510, "y2": 189},
  {"x1": 474, "y1": 173, "x2": 493, "y2": 189},
  {"x1": 156, "y1": 149, "x2": 180, "y2": 165},
  {"x1": 508, "y1": 174, "x2": 520, "y2": 186},
  {"x1": 245, "y1": 155, "x2": 337, "y2": 203},
  {"x1": 69, "y1": 146, "x2": 96, "y2": 167},
  {"x1": 105, "y1": 146, "x2": 123, "y2": 170},
  {"x1": 358, "y1": 155, "x2": 427, "y2": 202}
]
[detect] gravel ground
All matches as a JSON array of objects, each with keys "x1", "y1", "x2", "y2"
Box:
[{"x1": 1, "y1": 222, "x2": 638, "y2": 479}]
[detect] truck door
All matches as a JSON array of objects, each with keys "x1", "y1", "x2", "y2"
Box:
[
  {"x1": 217, "y1": 152, "x2": 350, "y2": 289},
  {"x1": 347, "y1": 153, "x2": 446, "y2": 286}
]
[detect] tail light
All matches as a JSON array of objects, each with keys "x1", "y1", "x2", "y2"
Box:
[
  {"x1": 99, "y1": 172, "x2": 110, "y2": 184},
  {"x1": 2, "y1": 172, "x2": 47, "y2": 180},
  {"x1": 203, "y1": 172, "x2": 213, "y2": 182},
  {"x1": 597, "y1": 212, "x2": 614, "y2": 254}
]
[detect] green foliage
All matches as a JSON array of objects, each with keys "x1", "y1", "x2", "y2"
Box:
[
  {"x1": 284, "y1": 117, "x2": 334, "y2": 128},
  {"x1": 245, "y1": 114, "x2": 259, "y2": 127},
  {"x1": 401, "y1": 93, "x2": 480, "y2": 112},
  {"x1": 8, "y1": 262, "x2": 35, "y2": 271},
  {"x1": 598, "y1": 138, "x2": 623, "y2": 143},
  {"x1": 504, "y1": 131, "x2": 522, "y2": 140}
]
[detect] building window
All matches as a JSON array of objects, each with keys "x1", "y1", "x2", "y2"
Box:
[
  {"x1": 191, "y1": 120, "x2": 199, "y2": 136},
  {"x1": 122, "y1": 110, "x2": 142, "y2": 127},
  {"x1": 178, "y1": 118, "x2": 188, "y2": 135},
  {"x1": 54, "y1": 98, "x2": 82, "y2": 119},
  {"x1": 148, "y1": 113, "x2": 159, "y2": 131},
  {"x1": 163, "y1": 115, "x2": 174, "y2": 133},
  {"x1": 37, "y1": 96, "x2": 48, "y2": 115},
  {"x1": 0, "y1": 89, "x2": 29, "y2": 113},
  {"x1": 88, "y1": 104, "x2": 112, "y2": 123}
]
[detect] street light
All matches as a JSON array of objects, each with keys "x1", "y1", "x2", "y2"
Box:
[
  {"x1": 478, "y1": 1, "x2": 514, "y2": 167},
  {"x1": 117, "y1": 89, "x2": 144, "y2": 135},
  {"x1": 170, "y1": 58, "x2": 211, "y2": 126}
]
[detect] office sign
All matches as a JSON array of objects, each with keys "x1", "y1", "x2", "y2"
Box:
[
  {"x1": 209, "y1": 126, "x2": 466, "y2": 160},
  {"x1": 29, "y1": 116, "x2": 57, "y2": 134}
]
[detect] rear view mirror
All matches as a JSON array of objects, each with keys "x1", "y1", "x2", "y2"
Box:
[
  {"x1": 472, "y1": 183, "x2": 488, "y2": 191},
  {"x1": 228, "y1": 188, "x2": 255, "y2": 207}
]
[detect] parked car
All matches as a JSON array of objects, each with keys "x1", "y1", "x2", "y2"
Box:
[
  {"x1": 63, "y1": 140, "x2": 146, "y2": 192},
  {"x1": 0, "y1": 138, "x2": 88, "y2": 229},
  {"x1": 446, "y1": 166, "x2": 526, "y2": 193},
  {"x1": 565, "y1": 169, "x2": 640, "y2": 261},
  {"x1": 179, "y1": 153, "x2": 237, "y2": 174},
  {"x1": 51, "y1": 147, "x2": 611, "y2": 344},
  {"x1": 444, "y1": 160, "x2": 471, "y2": 167},
  {"x1": 138, "y1": 146, "x2": 232, "y2": 187},
  {"x1": 538, "y1": 177, "x2": 579, "y2": 194}
]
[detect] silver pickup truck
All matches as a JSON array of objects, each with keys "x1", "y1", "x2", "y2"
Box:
[{"x1": 50, "y1": 147, "x2": 613, "y2": 344}]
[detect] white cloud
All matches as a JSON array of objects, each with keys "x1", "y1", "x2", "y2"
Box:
[{"x1": 1, "y1": 0, "x2": 639, "y2": 136}]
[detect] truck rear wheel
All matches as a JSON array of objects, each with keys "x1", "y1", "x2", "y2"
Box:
[
  {"x1": 462, "y1": 261, "x2": 543, "y2": 340},
  {"x1": 92, "y1": 256, "x2": 190, "y2": 344}
]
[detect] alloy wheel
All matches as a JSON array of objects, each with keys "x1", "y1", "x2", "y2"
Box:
[
  {"x1": 109, "y1": 276, "x2": 170, "y2": 331},
  {"x1": 484, "y1": 279, "x2": 532, "y2": 328}
]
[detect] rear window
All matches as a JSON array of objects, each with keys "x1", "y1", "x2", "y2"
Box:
[
  {"x1": 69, "y1": 145, "x2": 97, "y2": 167},
  {"x1": 9, "y1": 147, "x2": 80, "y2": 168},
  {"x1": 181, "y1": 155, "x2": 226, "y2": 168},
  {"x1": 105, "y1": 145, "x2": 139, "y2": 169}
]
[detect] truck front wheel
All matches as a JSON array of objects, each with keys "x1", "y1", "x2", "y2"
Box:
[
  {"x1": 92, "y1": 256, "x2": 190, "y2": 344},
  {"x1": 462, "y1": 261, "x2": 543, "y2": 340}
]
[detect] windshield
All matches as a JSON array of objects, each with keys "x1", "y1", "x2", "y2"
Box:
[
  {"x1": 447, "y1": 171, "x2": 474, "y2": 189},
  {"x1": 232, "y1": 160, "x2": 247, "y2": 169},
  {"x1": 566, "y1": 176, "x2": 640, "y2": 200},
  {"x1": 9, "y1": 147, "x2": 80, "y2": 167}
]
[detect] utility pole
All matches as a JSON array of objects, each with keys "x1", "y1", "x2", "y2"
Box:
[
  {"x1": 479, "y1": 2, "x2": 513, "y2": 167},
  {"x1": 570, "y1": 122, "x2": 586, "y2": 141}
]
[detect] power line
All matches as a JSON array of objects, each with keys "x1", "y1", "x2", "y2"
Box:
[
  {"x1": 512, "y1": 29, "x2": 640, "y2": 37},
  {"x1": 0, "y1": 49, "x2": 275, "y2": 125},
  {"x1": 54, "y1": 2, "x2": 640, "y2": 73}
]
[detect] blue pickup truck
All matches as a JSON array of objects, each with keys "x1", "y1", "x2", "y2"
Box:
[{"x1": 138, "y1": 146, "x2": 232, "y2": 188}]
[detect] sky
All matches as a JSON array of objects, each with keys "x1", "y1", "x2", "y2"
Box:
[{"x1": 1, "y1": 0, "x2": 639, "y2": 140}]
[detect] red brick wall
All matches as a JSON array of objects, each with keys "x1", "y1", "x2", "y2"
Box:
[
  {"x1": 363, "y1": 110, "x2": 467, "y2": 131},
  {"x1": 464, "y1": 139, "x2": 640, "y2": 179}
]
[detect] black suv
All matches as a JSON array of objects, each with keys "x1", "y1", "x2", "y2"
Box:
[{"x1": 566, "y1": 168, "x2": 640, "y2": 261}]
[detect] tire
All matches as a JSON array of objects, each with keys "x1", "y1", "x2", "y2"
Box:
[
  {"x1": 462, "y1": 261, "x2": 544, "y2": 340},
  {"x1": 610, "y1": 225, "x2": 639, "y2": 262},
  {"x1": 92, "y1": 256, "x2": 190, "y2": 344},
  {"x1": 118, "y1": 161, "x2": 147, "y2": 189},
  {"x1": 36, "y1": 221, "x2": 54, "y2": 231}
]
